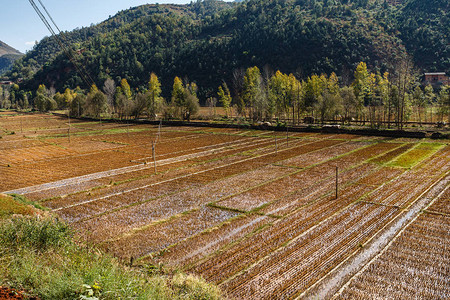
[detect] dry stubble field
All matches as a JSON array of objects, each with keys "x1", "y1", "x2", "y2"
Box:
[{"x1": 1, "y1": 111, "x2": 449, "y2": 299}]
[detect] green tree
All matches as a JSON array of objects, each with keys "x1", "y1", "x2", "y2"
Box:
[
  {"x1": 85, "y1": 84, "x2": 107, "y2": 117},
  {"x1": 389, "y1": 84, "x2": 400, "y2": 125},
  {"x1": 315, "y1": 91, "x2": 342, "y2": 124},
  {"x1": 64, "y1": 88, "x2": 75, "y2": 107},
  {"x1": 326, "y1": 72, "x2": 340, "y2": 96},
  {"x1": 21, "y1": 92, "x2": 30, "y2": 110},
  {"x1": 217, "y1": 82, "x2": 232, "y2": 117},
  {"x1": 120, "y1": 78, "x2": 132, "y2": 101},
  {"x1": 69, "y1": 93, "x2": 86, "y2": 117},
  {"x1": 340, "y1": 86, "x2": 356, "y2": 123},
  {"x1": 375, "y1": 72, "x2": 389, "y2": 126},
  {"x1": 268, "y1": 71, "x2": 289, "y2": 120},
  {"x1": 424, "y1": 84, "x2": 435, "y2": 123},
  {"x1": 352, "y1": 62, "x2": 374, "y2": 123},
  {"x1": 171, "y1": 76, "x2": 184, "y2": 109},
  {"x1": 437, "y1": 85, "x2": 449, "y2": 123},
  {"x1": 243, "y1": 66, "x2": 267, "y2": 121},
  {"x1": 171, "y1": 77, "x2": 199, "y2": 121},
  {"x1": 303, "y1": 75, "x2": 324, "y2": 116},
  {"x1": 412, "y1": 85, "x2": 425, "y2": 125},
  {"x1": 147, "y1": 73, "x2": 163, "y2": 119},
  {"x1": 34, "y1": 84, "x2": 54, "y2": 112},
  {"x1": 288, "y1": 74, "x2": 303, "y2": 125},
  {"x1": 53, "y1": 92, "x2": 65, "y2": 109}
]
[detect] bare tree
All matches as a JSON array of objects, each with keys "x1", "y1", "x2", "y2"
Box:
[
  {"x1": 48, "y1": 86, "x2": 56, "y2": 98},
  {"x1": 391, "y1": 55, "x2": 416, "y2": 129},
  {"x1": 103, "y1": 78, "x2": 116, "y2": 114},
  {"x1": 232, "y1": 68, "x2": 245, "y2": 117}
]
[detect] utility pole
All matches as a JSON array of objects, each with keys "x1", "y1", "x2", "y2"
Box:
[
  {"x1": 275, "y1": 135, "x2": 278, "y2": 154},
  {"x1": 152, "y1": 141, "x2": 157, "y2": 174},
  {"x1": 68, "y1": 111, "x2": 71, "y2": 143},
  {"x1": 335, "y1": 166, "x2": 338, "y2": 199},
  {"x1": 286, "y1": 126, "x2": 289, "y2": 146}
]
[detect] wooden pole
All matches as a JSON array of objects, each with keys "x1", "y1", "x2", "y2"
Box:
[
  {"x1": 152, "y1": 141, "x2": 156, "y2": 174},
  {"x1": 335, "y1": 166, "x2": 338, "y2": 199},
  {"x1": 68, "y1": 113, "x2": 70, "y2": 143},
  {"x1": 275, "y1": 135, "x2": 278, "y2": 154},
  {"x1": 286, "y1": 126, "x2": 289, "y2": 147}
]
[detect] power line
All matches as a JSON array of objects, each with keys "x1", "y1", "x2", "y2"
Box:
[
  {"x1": 36, "y1": 0, "x2": 97, "y2": 87},
  {"x1": 28, "y1": 0, "x2": 95, "y2": 89}
]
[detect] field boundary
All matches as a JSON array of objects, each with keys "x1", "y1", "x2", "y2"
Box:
[{"x1": 51, "y1": 113, "x2": 450, "y2": 139}]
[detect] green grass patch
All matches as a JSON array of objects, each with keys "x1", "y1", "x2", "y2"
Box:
[
  {"x1": 388, "y1": 142, "x2": 445, "y2": 168},
  {"x1": 370, "y1": 143, "x2": 414, "y2": 165},
  {"x1": 10, "y1": 194, "x2": 48, "y2": 211},
  {"x1": 0, "y1": 216, "x2": 223, "y2": 300},
  {"x1": 38, "y1": 127, "x2": 151, "y2": 139}
]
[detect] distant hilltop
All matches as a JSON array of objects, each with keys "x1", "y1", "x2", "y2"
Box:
[
  {"x1": 0, "y1": 41, "x2": 23, "y2": 75},
  {"x1": 0, "y1": 41, "x2": 22, "y2": 57}
]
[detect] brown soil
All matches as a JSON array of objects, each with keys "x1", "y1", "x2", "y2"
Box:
[
  {"x1": 0, "y1": 287, "x2": 24, "y2": 300},
  {"x1": 0, "y1": 287, "x2": 38, "y2": 300}
]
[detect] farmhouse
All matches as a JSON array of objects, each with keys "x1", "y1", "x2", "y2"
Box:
[{"x1": 423, "y1": 72, "x2": 449, "y2": 86}]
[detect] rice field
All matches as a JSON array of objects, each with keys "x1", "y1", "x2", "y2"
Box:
[{"x1": 1, "y1": 111, "x2": 449, "y2": 299}]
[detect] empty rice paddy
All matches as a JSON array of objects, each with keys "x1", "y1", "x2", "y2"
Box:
[{"x1": 1, "y1": 112, "x2": 448, "y2": 299}]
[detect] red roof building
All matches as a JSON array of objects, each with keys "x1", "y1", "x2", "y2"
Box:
[{"x1": 424, "y1": 72, "x2": 449, "y2": 86}]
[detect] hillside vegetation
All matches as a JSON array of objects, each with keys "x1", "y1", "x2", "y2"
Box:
[{"x1": 4, "y1": 0, "x2": 449, "y2": 98}]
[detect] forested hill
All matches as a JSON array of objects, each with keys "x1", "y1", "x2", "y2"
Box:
[
  {"x1": 4, "y1": 1, "x2": 234, "y2": 81},
  {"x1": 0, "y1": 41, "x2": 23, "y2": 74},
  {"x1": 5, "y1": 0, "x2": 449, "y2": 99}
]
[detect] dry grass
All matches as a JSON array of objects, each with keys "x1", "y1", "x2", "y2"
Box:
[{"x1": 0, "y1": 194, "x2": 38, "y2": 219}]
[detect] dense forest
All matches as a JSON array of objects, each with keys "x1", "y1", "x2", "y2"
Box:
[{"x1": 0, "y1": 0, "x2": 448, "y2": 128}]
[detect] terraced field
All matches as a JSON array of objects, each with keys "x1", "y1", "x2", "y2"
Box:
[{"x1": 1, "y1": 112, "x2": 449, "y2": 299}]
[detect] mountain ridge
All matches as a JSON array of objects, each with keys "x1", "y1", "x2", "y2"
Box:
[
  {"x1": 4, "y1": 0, "x2": 449, "y2": 99},
  {"x1": 0, "y1": 41, "x2": 23, "y2": 75},
  {"x1": 0, "y1": 41, "x2": 22, "y2": 57}
]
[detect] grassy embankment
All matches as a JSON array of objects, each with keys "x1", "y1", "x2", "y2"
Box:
[{"x1": 0, "y1": 194, "x2": 222, "y2": 300}]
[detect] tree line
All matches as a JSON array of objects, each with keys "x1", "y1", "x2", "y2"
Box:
[{"x1": 1, "y1": 61, "x2": 448, "y2": 129}]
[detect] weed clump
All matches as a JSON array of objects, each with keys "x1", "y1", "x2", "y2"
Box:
[{"x1": 0, "y1": 217, "x2": 71, "y2": 251}]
